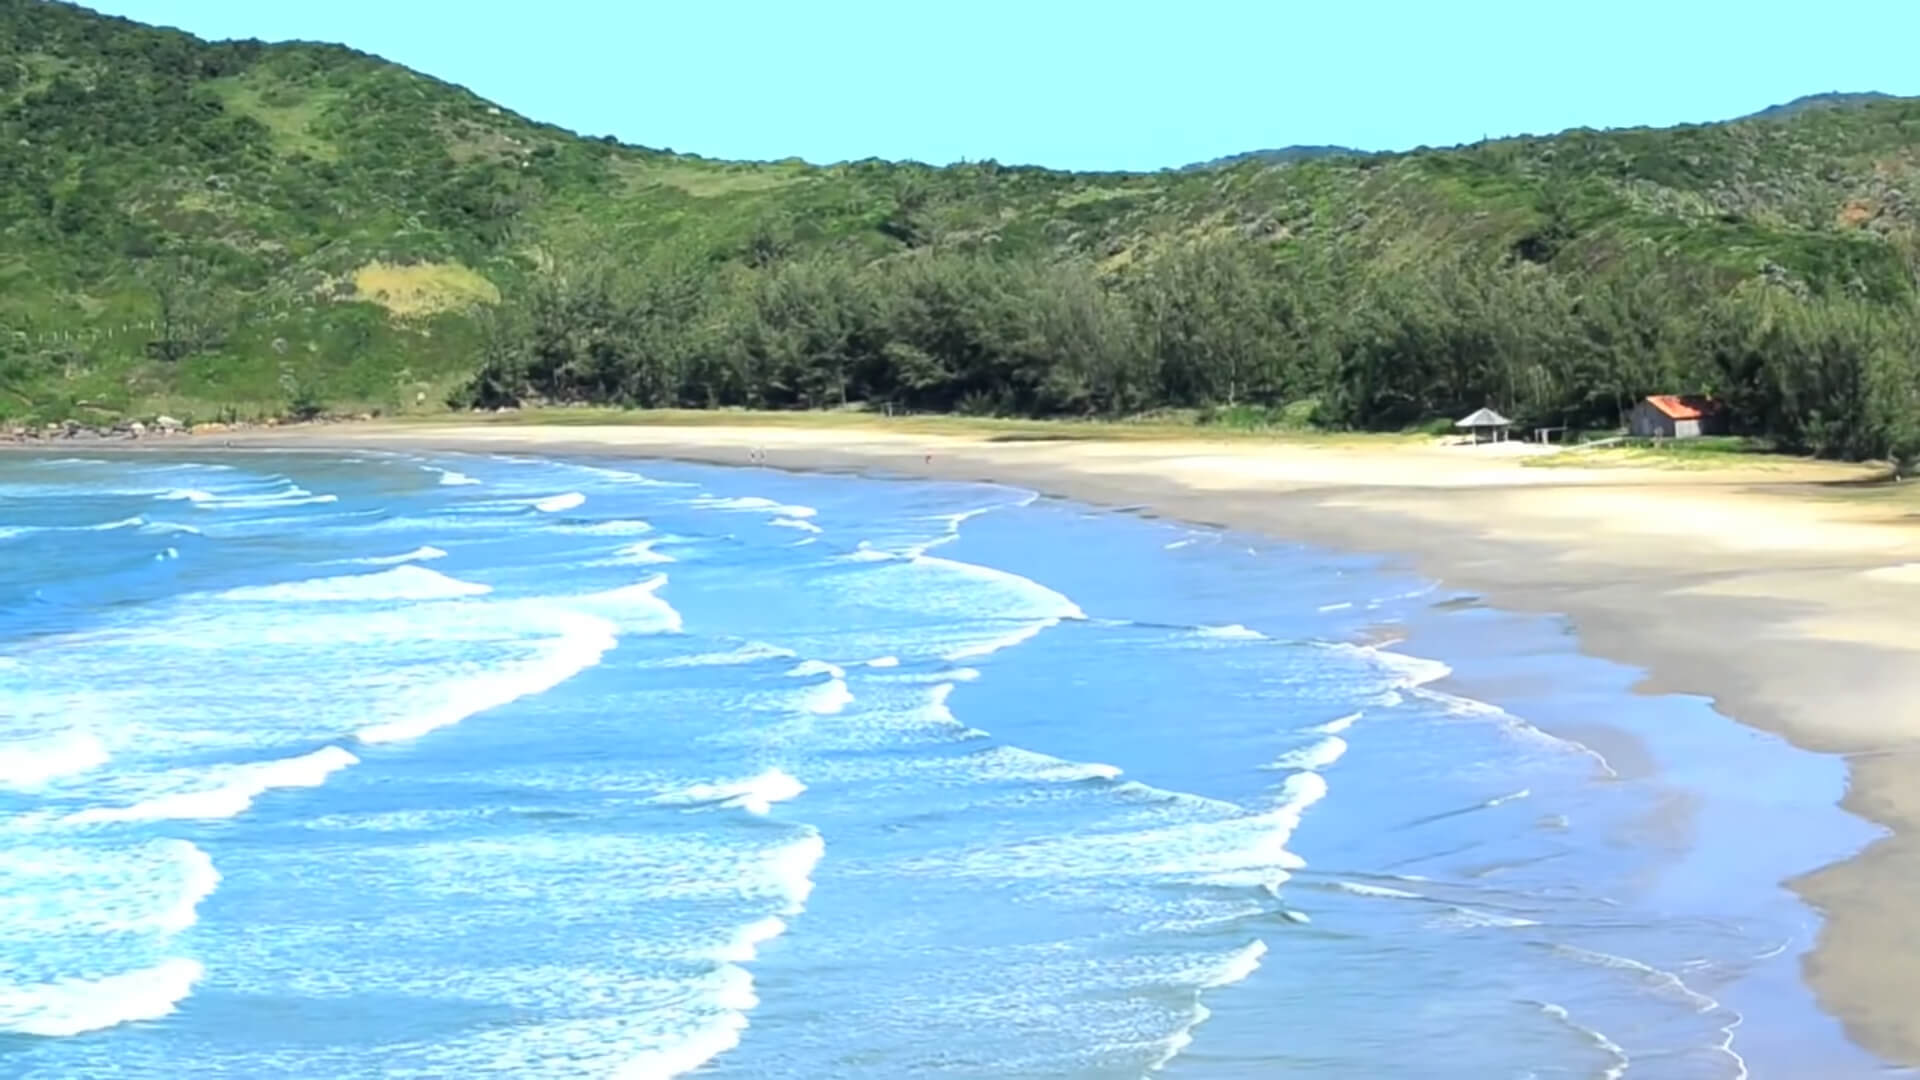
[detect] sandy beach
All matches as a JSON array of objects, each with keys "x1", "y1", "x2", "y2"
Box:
[{"x1": 205, "y1": 417, "x2": 1920, "y2": 1065}]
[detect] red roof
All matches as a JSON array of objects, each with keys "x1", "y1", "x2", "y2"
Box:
[{"x1": 1645, "y1": 395, "x2": 1722, "y2": 420}]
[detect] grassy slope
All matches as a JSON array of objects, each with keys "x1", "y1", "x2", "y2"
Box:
[{"x1": 2, "y1": 0, "x2": 1917, "y2": 424}]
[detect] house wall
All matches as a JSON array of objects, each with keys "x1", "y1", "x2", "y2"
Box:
[
  {"x1": 1628, "y1": 403, "x2": 1675, "y2": 438},
  {"x1": 1675, "y1": 418, "x2": 1702, "y2": 439}
]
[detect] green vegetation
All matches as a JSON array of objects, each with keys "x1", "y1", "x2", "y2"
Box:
[{"x1": 3, "y1": 1, "x2": 1919, "y2": 468}]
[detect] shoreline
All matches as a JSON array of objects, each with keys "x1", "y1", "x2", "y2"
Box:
[{"x1": 33, "y1": 420, "x2": 1920, "y2": 1066}]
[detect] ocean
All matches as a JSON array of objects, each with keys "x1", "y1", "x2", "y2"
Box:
[{"x1": 0, "y1": 449, "x2": 1892, "y2": 1078}]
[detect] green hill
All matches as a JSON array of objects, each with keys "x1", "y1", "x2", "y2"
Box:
[{"x1": 3, "y1": 0, "x2": 1918, "y2": 462}]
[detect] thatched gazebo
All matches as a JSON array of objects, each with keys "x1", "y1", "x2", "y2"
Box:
[{"x1": 1454, "y1": 407, "x2": 1513, "y2": 444}]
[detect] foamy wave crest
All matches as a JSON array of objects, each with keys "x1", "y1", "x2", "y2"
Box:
[
  {"x1": 567, "y1": 463, "x2": 694, "y2": 487},
  {"x1": 968, "y1": 745, "x2": 1122, "y2": 783},
  {"x1": 786, "y1": 659, "x2": 845, "y2": 679},
  {"x1": 357, "y1": 612, "x2": 619, "y2": 743},
  {"x1": 220, "y1": 565, "x2": 491, "y2": 603},
  {"x1": 345, "y1": 545, "x2": 448, "y2": 566},
  {"x1": 422, "y1": 465, "x2": 481, "y2": 486},
  {"x1": 714, "y1": 916, "x2": 789, "y2": 964},
  {"x1": 909, "y1": 554, "x2": 1085, "y2": 661},
  {"x1": 0, "y1": 957, "x2": 204, "y2": 1038},
  {"x1": 796, "y1": 678, "x2": 854, "y2": 716},
  {"x1": 612, "y1": 540, "x2": 675, "y2": 564},
  {"x1": 839, "y1": 543, "x2": 895, "y2": 563},
  {"x1": 66, "y1": 746, "x2": 360, "y2": 825},
  {"x1": 1410, "y1": 688, "x2": 1618, "y2": 778},
  {"x1": 572, "y1": 576, "x2": 685, "y2": 635},
  {"x1": 865, "y1": 655, "x2": 900, "y2": 668},
  {"x1": 654, "y1": 769, "x2": 807, "y2": 815},
  {"x1": 1538, "y1": 1003, "x2": 1632, "y2": 1080},
  {"x1": 85, "y1": 515, "x2": 146, "y2": 531},
  {"x1": 0, "y1": 731, "x2": 108, "y2": 789},
  {"x1": 1148, "y1": 940, "x2": 1270, "y2": 1071},
  {"x1": 1328, "y1": 642, "x2": 1452, "y2": 689},
  {"x1": 1434, "y1": 906, "x2": 1541, "y2": 930},
  {"x1": 693, "y1": 495, "x2": 817, "y2": 519},
  {"x1": 1196, "y1": 623, "x2": 1266, "y2": 640},
  {"x1": 610, "y1": 833, "x2": 821, "y2": 1076},
  {"x1": 1264, "y1": 736, "x2": 1348, "y2": 772},
  {"x1": 944, "y1": 623, "x2": 1052, "y2": 661},
  {"x1": 764, "y1": 829, "x2": 826, "y2": 916},
  {"x1": 138, "y1": 521, "x2": 200, "y2": 536},
  {"x1": 534, "y1": 492, "x2": 586, "y2": 513},
  {"x1": 644, "y1": 642, "x2": 797, "y2": 669},
  {"x1": 1329, "y1": 880, "x2": 1424, "y2": 900},
  {"x1": 1198, "y1": 939, "x2": 1268, "y2": 989},
  {"x1": 563, "y1": 518, "x2": 655, "y2": 537},
  {"x1": 771, "y1": 516, "x2": 822, "y2": 534},
  {"x1": 159, "y1": 485, "x2": 338, "y2": 510},
  {"x1": 1303, "y1": 711, "x2": 1361, "y2": 735},
  {"x1": 613, "y1": 970, "x2": 754, "y2": 1080}
]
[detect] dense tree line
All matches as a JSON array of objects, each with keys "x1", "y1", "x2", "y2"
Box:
[{"x1": 458, "y1": 238, "x2": 1920, "y2": 466}]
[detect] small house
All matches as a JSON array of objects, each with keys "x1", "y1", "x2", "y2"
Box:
[
  {"x1": 1629, "y1": 395, "x2": 1728, "y2": 439},
  {"x1": 1454, "y1": 407, "x2": 1513, "y2": 444}
]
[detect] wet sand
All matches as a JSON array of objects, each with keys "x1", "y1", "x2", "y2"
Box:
[{"x1": 220, "y1": 419, "x2": 1920, "y2": 1066}]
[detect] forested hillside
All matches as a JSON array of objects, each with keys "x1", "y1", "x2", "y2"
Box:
[{"x1": 3, "y1": 0, "x2": 1918, "y2": 461}]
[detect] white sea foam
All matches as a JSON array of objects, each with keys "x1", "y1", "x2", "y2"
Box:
[
  {"x1": 0, "y1": 957, "x2": 204, "y2": 1037},
  {"x1": 611, "y1": 539, "x2": 676, "y2": 564},
  {"x1": 1196, "y1": 623, "x2": 1266, "y2": 640},
  {"x1": 693, "y1": 495, "x2": 817, "y2": 519},
  {"x1": 66, "y1": 746, "x2": 360, "y2": 825},
  {"x1": 220, "y1": 565, "x2": 491, "y2": 603},
  {"x1": 797, "y1": 678, "x2": 854, "y2": 716},
  {"x1": 562, "y1": 518, "x2": 655, "y2": 537},
  {"x1": 613, "y1": 984, "x2": 752, "y2": 1080},
  {"x1": 1329, "y1": 881, "x2": 1424, "y2": 900},
  {"x1": 1435, "y1": 906, "x2": 1541, "y2": 929},
  {"x1": 571, "y1": 577, "x2": 685, "y2": 634},
  {"x1": 1199, "y1": 939, "x2": 1268, "y2": 989},
  {"x1": 839, "y1": 543, "x2": 895, "y2": 563},
  {"x1": 0, "y1": 731, "x2": 109, "y2": 789},
  {"x1": 644, "y1": 642, "x2": 797, "y2": 669},
  {"x1": 765, "y1": 829, "x2": 827, "y2": 915},
  {"x1": 1538, "y1": 1002, "x2": 1632, "y2": 1080},
  {"x1": 1327, "y1": 642, "x2": 1452, "y2": 688},
  {"x1": 86, "y1": 515, "x2": 146, "y2": 531},
  {"x1": 714, "y1": 916, "x2": 790, "y2": 965},
  {"x1": 770, "y1": 516, "x2": 823, "y2": 534},
  {"x1": 1316, "y1": 601, "x2": 1355, "y2": 613},
  {"x1": 1264, "y1": 736, "x2": 1348, "y2": 772},
  {"x1": 943, "y1": 622, "x2": 1049, "y2": 661},
  {"x1": 1304, "y1": 711, "x2": 1361, "y2": 735},
  {"x1": 534, "y1": 492, "x2": 587, "y2": 513},
  {"x1": 423, "y1": 465, "x2": 481, "y2": 486},
  {"x1": 654, "y1": 769, "x2": 807, "y2": 816},
  {"x1": 155, "y1": 547, "x2": 178, "y2": 561},
  {"x1": 865, "y1": 656, "x2": 900, "y2": 668},
  {"x1": 357, "y1": 611, "x2": 620, "y2": 743},
  {"x1": 968, "y1": 745, "x2": 1122, "y2": 783},
  {"x1": 159, "y1": 485, "x2": 338, "y2": 510},
  {"x1": 786, "y1": 659, "x2": 845, "y2": 679},
  {"x1": 345, "y1": 545, "x2": 448, "y2": 566},
  {"x1": 1410, "y1": 688, "x2": 1619, "y2": 778}
]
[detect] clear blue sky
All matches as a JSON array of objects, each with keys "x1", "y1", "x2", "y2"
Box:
[{"x1": 84, "y1": 1, "x2": 1920, "y2": 171}]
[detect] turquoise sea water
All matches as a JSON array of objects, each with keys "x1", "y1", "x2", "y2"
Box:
[{"x1": 0, "y1": 450, "x2": 1895, "y2": 1078}]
